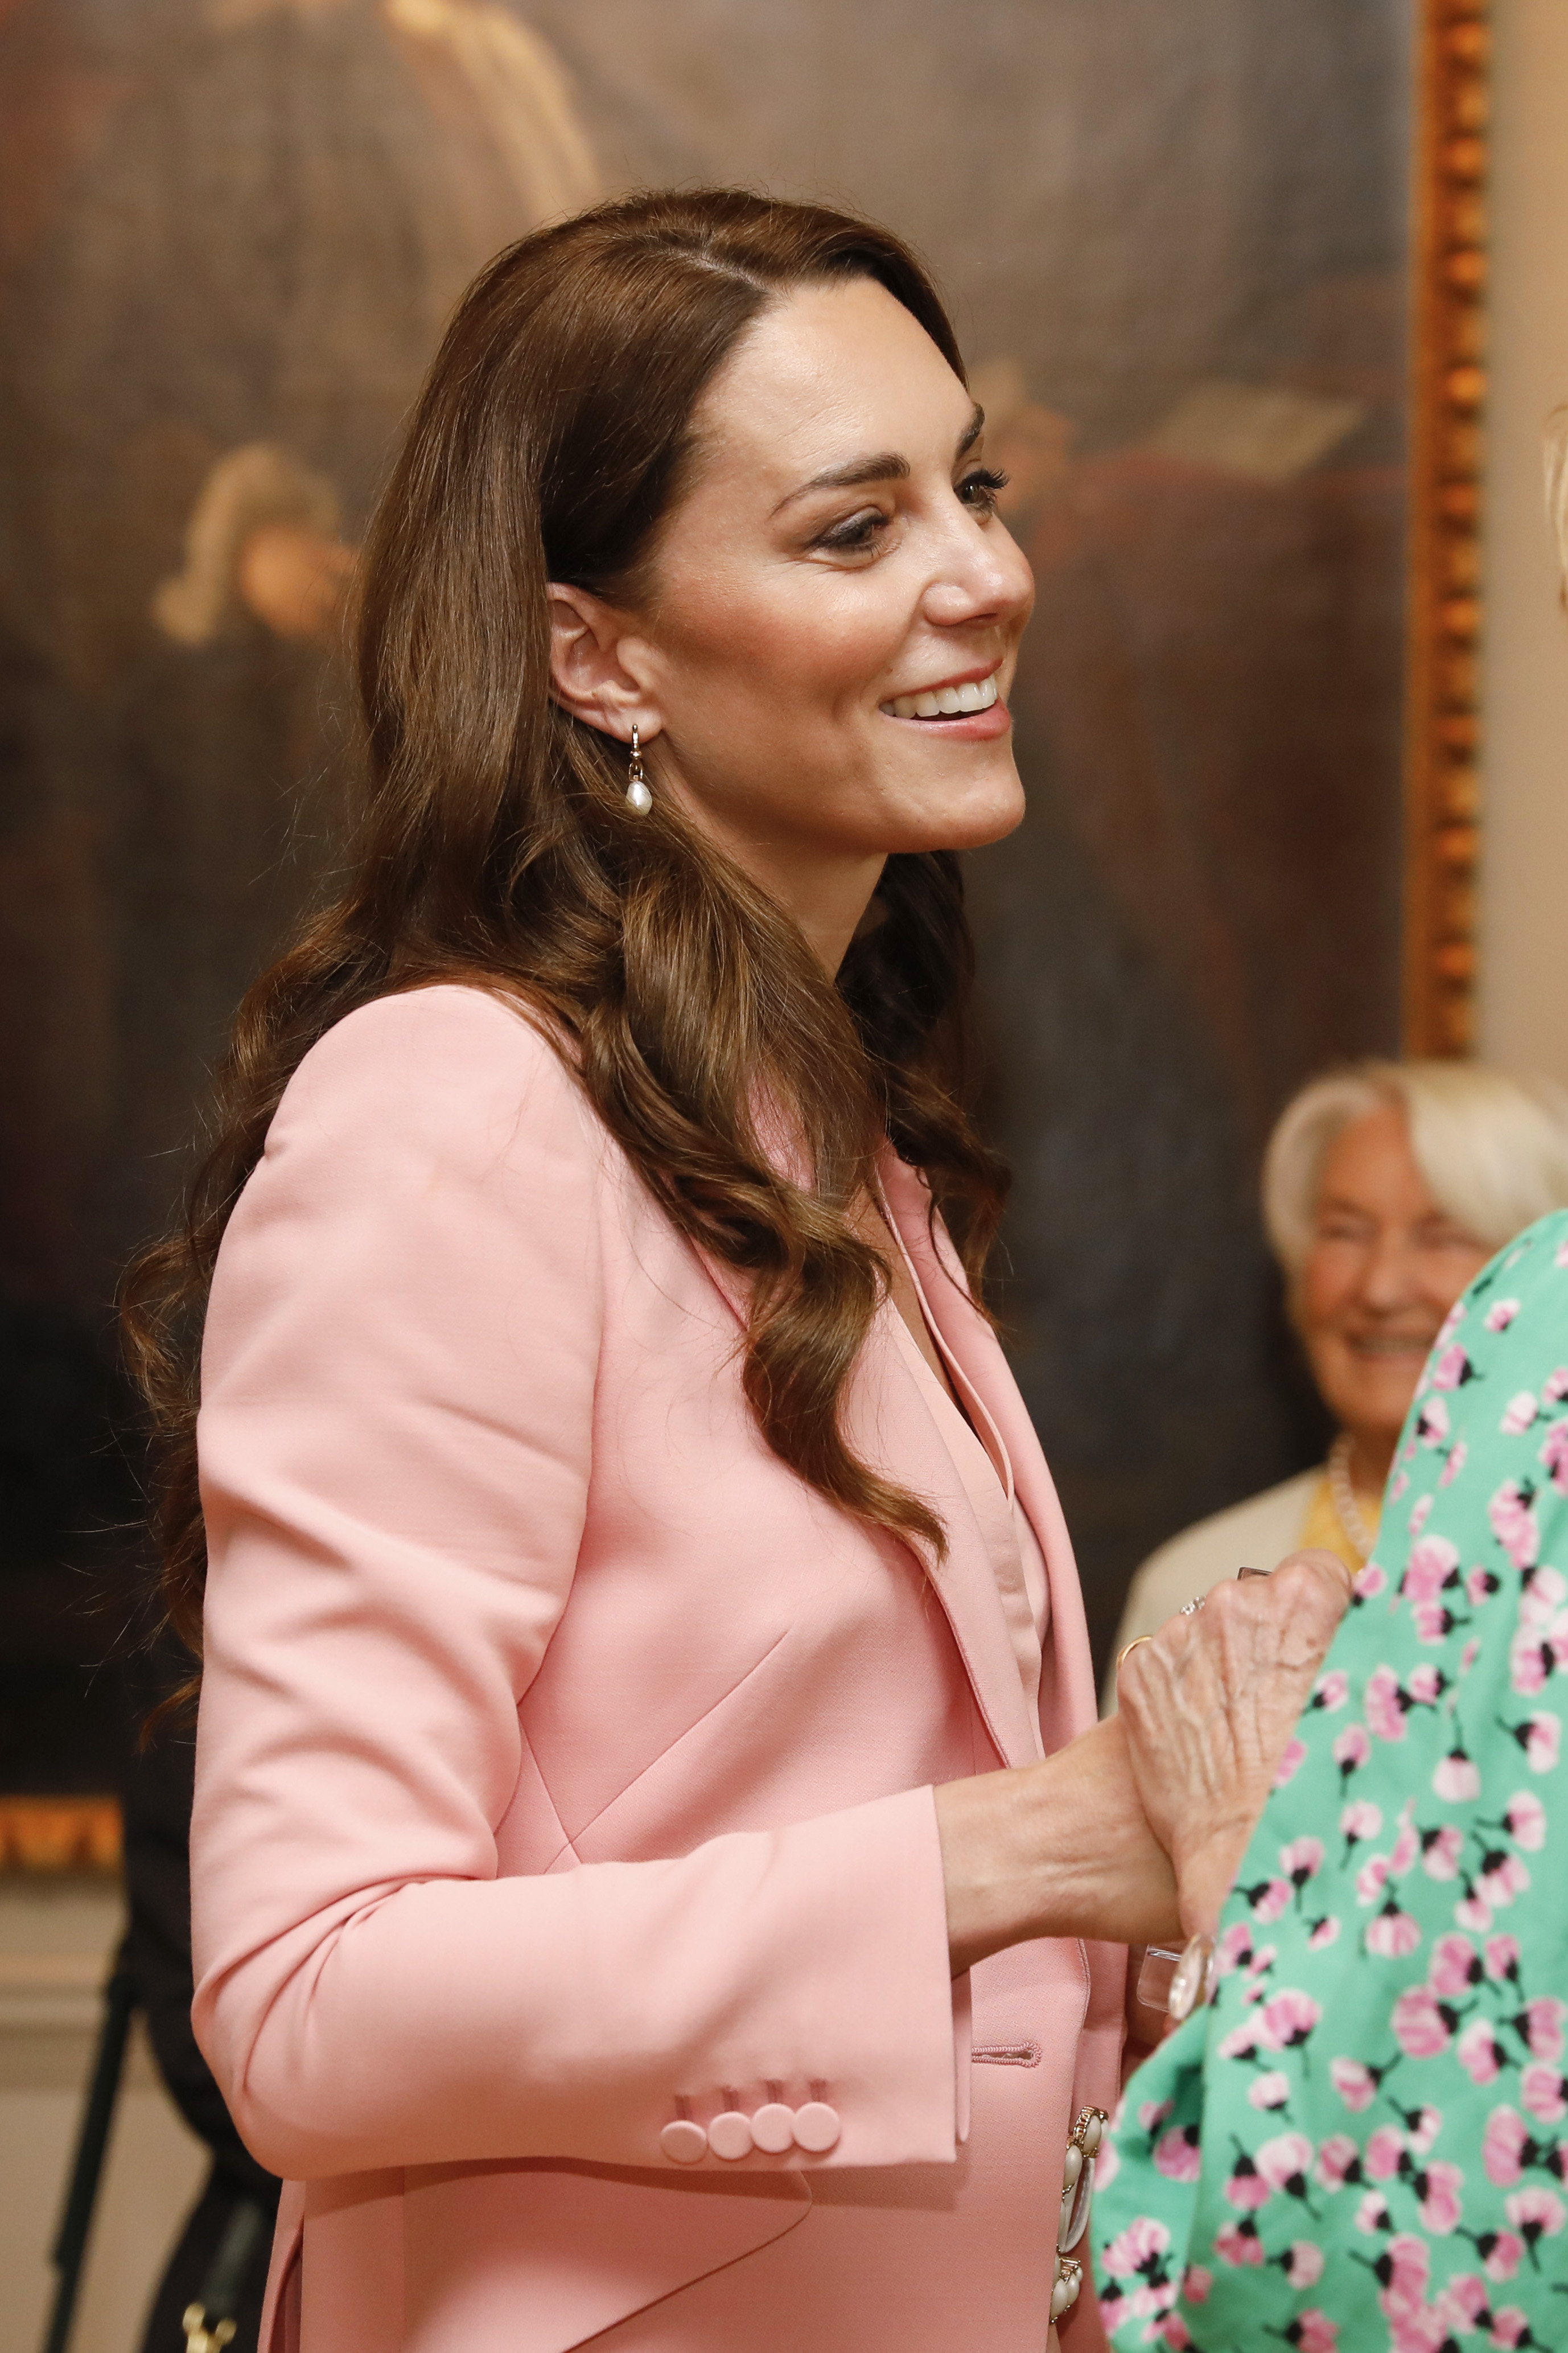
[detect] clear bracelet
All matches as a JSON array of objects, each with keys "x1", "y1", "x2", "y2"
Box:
[{"x1": 1166, "y1": 1932, "x2": 1218, "y2": 2022}]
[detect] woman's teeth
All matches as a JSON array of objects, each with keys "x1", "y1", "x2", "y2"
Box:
[{"x1": 882, "y1": 676, "x2": 999, "y2": 720}]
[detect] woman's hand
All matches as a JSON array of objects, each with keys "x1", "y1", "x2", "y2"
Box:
[{"x1": 1116, "y1": 1550, "x2": 1355, "y2": 1941}]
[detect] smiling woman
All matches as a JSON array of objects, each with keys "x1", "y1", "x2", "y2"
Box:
[
  {"x1": 120, "y1": 189, "x2": 1349, "y2": 2353},
  {"x1": 1111, "y1": 1060, "x2": 1568, "y2": 1665}
]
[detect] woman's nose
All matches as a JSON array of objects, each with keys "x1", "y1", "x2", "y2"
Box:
[
  {"x1": 921, "y1": 517, "x2": 1034, "y2": 631},
  {"x1": 1356, "y1": 1232, "x2": 1419, "y2": 1308}
]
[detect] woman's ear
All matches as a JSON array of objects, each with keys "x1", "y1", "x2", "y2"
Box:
[{"x1": 546, "y1": 583, "x2": 660, "y2": 742}]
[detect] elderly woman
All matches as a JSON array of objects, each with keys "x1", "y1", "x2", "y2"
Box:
[{"x1": 1112, "y1": 1061, "x2": 1568, "y2": 1665}]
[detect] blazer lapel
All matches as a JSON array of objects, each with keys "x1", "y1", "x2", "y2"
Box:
[
  {"x1": 878, "y1": 1152, "x2": 1101, "y2": 1755},
  {"x1": 693, "y1": 1193, "x2": 1042, "y2": 1772}
]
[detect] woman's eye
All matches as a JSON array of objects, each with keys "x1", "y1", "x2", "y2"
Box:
[
  {"x1": 813, "y1": 507, "x2": 890, "y2": 555},
  {"x1": 958, "y1": 466, "x2": 1009, "y2": 516}
]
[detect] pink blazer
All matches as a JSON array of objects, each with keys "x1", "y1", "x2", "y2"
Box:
[{"x1": 190, "y1": 985, "x2": 1125, "y2": 2353}]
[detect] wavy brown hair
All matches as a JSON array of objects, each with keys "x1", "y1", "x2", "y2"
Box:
[{"x1": 121, "y1": 187, "x2": 1010, "y2": 1660}]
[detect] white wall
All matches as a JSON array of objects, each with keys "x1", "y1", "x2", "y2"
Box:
[{"x1": 1479, "y1": 0, "x2": 1568, "y2": 1084}]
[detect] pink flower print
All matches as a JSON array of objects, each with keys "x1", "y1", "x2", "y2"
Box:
[
  {"x1": 1414, "y1": 1599, "x2": 1465, "y2": 1642},
  {"x1": 1504, "y1": 2184, "x2": 1565, "y2": 2256},
  {"x1": 1256, "y1": 2132, "x2": 1315, "y2": 2199},
  {"x1": 1417, "y1": 2160, "x2": 1464, "y2": 2235},
  {"x1": 1181, "y1": 2265, "x2": 1212, "y2": 2305},
  {"x1": 1508, "y1": 1623, "x2": 1566, "y2": 1698},
  {"x1": 1394, "y1": 1985, "x2": 1457, "y2": 2057},
  {"x1": 1434, "y1": 1746, "x2": 1483, "y2": 1802},
  {"x1": 1520, "y1": 1995, "x2": 1567, "y2": 2059},
  {"x1": 1281, "y1": 1835, "x2": 1325, "y2": 1896},
  {"x1": 1438, "y1": 2273, "x2": 1491, "y2": 2333},
  {"x1": 1154, "y1": 2122, "x2": 1202, "y2": 2181},
  {"x1": 1248, "y1": 2071, "x2": 1291, "y2": 2112},
  {"x1": 1468, "y1": 1563, "x2": 1501, "y2": 1606},
  {"x1": 1257, "y1": 1990, "x2": 1321, "y2": 2054},
  {"x1": 1408, "y1": 1664, "x2": 1447, "y2": 1705},
  {"x1": 1215, "y1": 1923, "x2": 1255, "y2": 1977},
  {"x1": 1485, "y1": 1935, "x2": 1522, "y2": 1984},
  {"x1": 1418, "y1": 1397, "x2": 1452, "y2": 1447},
  {"x1": 1462, "y1": 1636, "x2": 1483, "y2": 1674},
  {"x1": 1312, "y1": 1669, "x2": 1350, "y2": 1713},
  {"x1": 1356, "y1": 1853, "x2": 1392, "y2": 1905},
  {"x1": 1486, "y1": 1299, "x2": 1522, "y2": 1332},
  {"x1": 1213, "y1": 2216, "x2": 1264, "y2": 2266},
  {"x1": 1456, "y1": 1887, "x2": 1496, "y2": 1934},
  {"x1": 1406, "y1": 2105, "x2": 1443, "y2": 2156},
  {"x1": 1410, "y1": 1494, "x2": 1434, "y2": 1539},
  {"x1": 1368, "y1": 1668, "x2": 1409, "y2": 1742},
  {"x1": 1490, "y1": 1481, "x2": 1541, "y2": 1571},
  {"x1": 1477, "y1": 1850, "x2": 1529, "y2": 1909},
  {"x1": 1274, "y1": 1738, "x2": 1308, "y2": 1789},
  {"x1": 1341, "y1": 1798, "x2": 1384, "y2": 1847},
  {"x1": 1541, "y1": 1420, "x2": 1568, "y2": 1496},
  {"x1": 1422, "y1": 1825, "x2": 1464, "y2": 1879},
  {"x1": 1504, "y1": 1792, "x2": 1548, "y2": 1850},
  {"x1": 1331, "y1": 2057, "x2": 1379, "y2": 2112},
  {"x1": 1366, "y1": 2126, "x2": 1405, "y2": 2180},
  {"x1": 1316, "y1": 2133, "x2": 1364, "y2": 2189},
  {"x1": 1520, "y1": 1564, "x2": 1567, "y2": 1623},
  {"x1": 1432, "y1": 1932, "x2": 1483, "y2": 1994},
  {"x1": 1475, "y1": 2232, "x2": 1524, "y2": 2283},
  {"x1": 1484, "y1": 2108, "x2": 1529, "y2": 2186},
  {"x1": 1390, "y1": 1816, "x2": 1421, "y2": 1876},
  {"x1": 1355, "y1": 1562, "x2": 1389, "y2": 1601},
  {"x1": 1521, "y1": 2063, "x2": 1567, "y2": 2125},
  {"x1": 1521, "y1": 1711, "x2": 1561, "y2": 1772},
  {"x1": 1502, "y1": 1392, "x2": 1540, "y2": 1436},
  {"x1": 1366, "y1": 1902, "x2": 1423, "y2": 1958},
  {"x1": 1440, "y1": 1441, "x2": 1469, "y2": 1489},
  {"x1": 1218, "y1": 2019, "x2": 1261, "y2": 2062},
  {"x1": 1458, "y1": 2021, "x2": 1509, "y2": 2085},
  {"x1": 1405, "y1": 1536, "x2": 1460, "y2": 1603},
  {"x1": 1389, "y1": 1469, "x2": 1410, "y2": 1501},
  {"x1": 1281, "y1": 2240, "x2": 1326, "y2": 2289},
  {"x1": 1335, "y1": 1723, "x2": 1372, "y2": 1776},
  {"x1": 1308, "y1": 1915, "x2": 1342, "y2": 1949},
  {"x1": 1547, "y1": 1366, "x2": 1568, "y2": 1401},
  {"x1": 1156, "y1": 2319, "x2": 1191, "y2": 2352},
  {"x1": 1100, "y1": 2215, "x2": 1171, "y2": 2278},
  {"x1": 1434, "y1": 1344, "x2": 1476, "y2": 1391},
  {"x1": 1378, "y1": 2232, "x2": 1430, "y2": 2305},
  {"x1": 1490, "y1": 2306, "x2": 1532, "y2": 2346},
  {"x1": 1438, "y1": 1297, "x2": 1470, "y2": 1347},
  {"x1": 1293, "y1": 2314, "x2": 1339, "y2": 2353},
  {"x1": 1245, "y1": 1877, "x2": 1291, "y2": 1923},
  {"x1": 1137, "y1": 2096, "x2": 1174, "y2": 2133}
]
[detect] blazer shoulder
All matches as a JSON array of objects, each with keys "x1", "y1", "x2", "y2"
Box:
[{"x1": 277, "y1": 984, "x2": 595, "y2": 1161}]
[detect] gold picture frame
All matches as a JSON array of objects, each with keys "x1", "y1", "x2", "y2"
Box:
[{"x1": 1405, "y1": 0, "x2": 1488, "y2": 1056}]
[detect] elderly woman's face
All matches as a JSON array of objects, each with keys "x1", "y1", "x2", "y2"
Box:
[{"x1": 1298, "y1": 1104, "x2": 1492, "y2": 1448}]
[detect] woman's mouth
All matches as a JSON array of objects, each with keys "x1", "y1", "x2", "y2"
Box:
[{"x1": 879, "y1": 675, "x2": 1001, "y2": 720}]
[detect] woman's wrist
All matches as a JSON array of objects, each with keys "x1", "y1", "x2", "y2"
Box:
[{"x1": 936, "y1": 1719, "x2": 1180, "y2": 1976}]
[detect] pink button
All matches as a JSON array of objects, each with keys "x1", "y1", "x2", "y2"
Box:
[
  {"x1": 751, "y1": 2102, "x2": 796, "y2": 2154},
  {"x1": 707, "y1": 2110, "x2": 755, "y2": 2161},
  {"x1": 659, "y1": 2119, "x2": 707, "y2": 2165},
  {"x1": 792, "y1": 2101, "x2": 841, "y2": 2153}
]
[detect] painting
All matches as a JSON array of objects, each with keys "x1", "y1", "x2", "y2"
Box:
[{"x1": 0, "y1": 0, "x2": 1479, "y2": 1797}]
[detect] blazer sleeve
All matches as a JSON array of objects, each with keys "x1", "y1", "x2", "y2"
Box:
[{"x1": 190, "y1": 985, "x2": 959, "y2": 2182}]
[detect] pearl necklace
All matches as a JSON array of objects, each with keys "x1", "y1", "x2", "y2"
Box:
[{"x1": 1327, "y1": 1431, "x2": 1377, "y2": 1565}]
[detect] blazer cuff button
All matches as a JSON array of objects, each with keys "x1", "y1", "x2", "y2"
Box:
[
  {"x1": 660, "y1": 2119, "x2": 708, "y2": 2164},
  {"x1": 707, "y1": 2110, "x2": 756, "y2": 2161},
  {"x1": 750, "y1": 2102, "x2": 796, "y2": 2154},
  {"x1": 792, "y1": 2101, "x2": 841, "y2": 2153}
]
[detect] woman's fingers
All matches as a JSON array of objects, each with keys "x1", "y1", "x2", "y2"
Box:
[{"x1": 1116, "y1": 1547, "x2": 1353, "y2": 1937}]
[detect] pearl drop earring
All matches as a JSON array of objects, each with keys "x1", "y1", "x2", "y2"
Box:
[{"x1": 625, "y1": 723, "x2": 652, "y2": 815}]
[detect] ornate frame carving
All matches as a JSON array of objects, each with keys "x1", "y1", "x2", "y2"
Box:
[{"x1": 1405, "y1": 0, "x2": 1489, "y2": 1055}]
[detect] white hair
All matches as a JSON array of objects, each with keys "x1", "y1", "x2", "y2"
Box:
[{"x1": 1262, "y1": 1060, "x2": 1568, "y2": 1278}]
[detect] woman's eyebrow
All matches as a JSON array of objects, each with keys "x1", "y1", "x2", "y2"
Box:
[{"x1": 772, "y1": 405, "x2": 986, "y2": 516}]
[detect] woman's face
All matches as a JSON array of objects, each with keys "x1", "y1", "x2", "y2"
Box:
[
  {"x1": 1298, "y1": 1105, "x2": 1492, "y2": 1455},
  {"x1": 549, "y1": 275, "x2": 1034, "y2": 960}
]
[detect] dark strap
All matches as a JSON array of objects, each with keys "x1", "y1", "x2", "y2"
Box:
[
  {"x1": 182, "y1": 2194, "x2": 273, "y2": 2352},
  {"x1": 40, "y1": 1954, "x2": 138, "y2": 2353}
]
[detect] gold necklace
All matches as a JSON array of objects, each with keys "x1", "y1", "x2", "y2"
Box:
[{"x1": 1327, "y1": 1431, "x2": 1377, "y2": 1565}]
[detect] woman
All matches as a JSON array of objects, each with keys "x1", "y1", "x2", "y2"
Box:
[
  {"x1": 1112, "y1": 1062, "x2": 1568, "y2": 1665},
  {"x1": 124, "y1": 191, "x2": 1342, "y2": 2353},
  {"x1": 1096, "y1": 1205, "x2": 1568, "y2": 2352}
]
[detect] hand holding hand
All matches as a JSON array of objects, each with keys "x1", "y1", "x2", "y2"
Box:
[{"x1": 1116, "y1": 1550, "x2": 1355, "y2": 1941}]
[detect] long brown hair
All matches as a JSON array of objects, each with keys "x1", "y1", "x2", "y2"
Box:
[{"x1": 122, "y1": 187, "x2": 1009, "y2": 1658}]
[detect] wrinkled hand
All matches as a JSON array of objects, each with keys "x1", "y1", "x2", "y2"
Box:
[{"x1": 1117, "y1": 1550, "x2": 1354, "y2": 1940}]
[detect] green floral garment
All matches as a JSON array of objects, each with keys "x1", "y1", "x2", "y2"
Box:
[{"x1": 1093, "y1": 1211, "x2": 1568, "y2": 2352}]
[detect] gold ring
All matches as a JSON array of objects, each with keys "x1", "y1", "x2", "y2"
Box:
[{"x1": 1116, "y1": 1634, "x2": 1153, "y2": 1673}]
